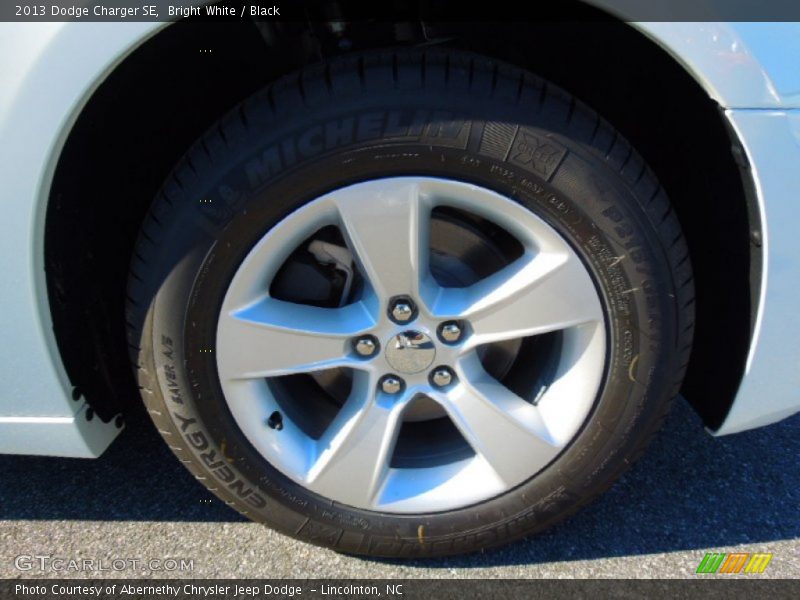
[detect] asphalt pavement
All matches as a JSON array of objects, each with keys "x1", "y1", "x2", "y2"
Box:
[{"x1": 1, "y1": 398, "x2": 798, "y2": 579}]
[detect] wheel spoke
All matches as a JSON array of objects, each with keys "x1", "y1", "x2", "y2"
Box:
[
  {"x1": 525, "y1": 322, "x2": 606, "y2": 446},
  {"x1": 432, "y1": 250, "x2": 602, "y2": 346},
  {"x1": 307, "y1": 372, "x2": 405, "y2": 507},
  {"x1": 216, "y1": 176, "x2": 610, "y2": 513},
  {"x1": 434, "y1": 354, "x2": 562, "y2": 486},
  {"x1": 217, "y1": 297, "x2": 375, "y2": 380},
  {"x1": 332, "y1": 179, "x2": 431, "y2": 301}
]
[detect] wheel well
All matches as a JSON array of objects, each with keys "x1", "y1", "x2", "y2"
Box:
[{"x1": 45, "y1": 3, "x2": 757, "y2": 430}]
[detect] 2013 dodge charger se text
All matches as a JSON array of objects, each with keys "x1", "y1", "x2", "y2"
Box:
[{"x1": 0, "y1": 0, "x2": 798, "y2": 558}]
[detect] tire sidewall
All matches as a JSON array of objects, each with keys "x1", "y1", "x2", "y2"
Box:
[{"x1": 143, "y1": 88, "x2": 679, "y2": 554}]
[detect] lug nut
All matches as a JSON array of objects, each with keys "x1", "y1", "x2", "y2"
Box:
[
  {"x1": 430, "y1": 367, "x2": 455, "y2": 388},
  {"x1": 380, "y1": 376, "x2": 403, "y2": 395},
  {"x1": 439, "y1": 321, "x2": 463, "y2": 343},
  {"x1": 354, "y1": 336, "x2": 378, "y2": 357},
  {"x1": 390, "y1": 299, "x2": 415, "y2": 323}
]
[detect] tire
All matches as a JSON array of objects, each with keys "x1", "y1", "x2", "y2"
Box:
[{"x1": 126, "y1": 48, "x2": 694, "y2": 557}]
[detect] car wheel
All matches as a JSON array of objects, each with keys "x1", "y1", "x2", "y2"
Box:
[{"x1": 127, "y1": 49, "x2": 694, "y2": 557}]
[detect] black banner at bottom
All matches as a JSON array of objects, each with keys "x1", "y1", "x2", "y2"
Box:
[{"x1": 2, "y1": 579, "x2": 800, "y2": 600}]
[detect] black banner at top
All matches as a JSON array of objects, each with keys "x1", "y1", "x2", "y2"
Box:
[{"x1": 4, "y1": 0, "x2": 800, "y2": 23}]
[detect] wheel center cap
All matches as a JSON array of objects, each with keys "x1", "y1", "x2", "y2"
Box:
[{"x1": 385, "y1": 330, "x2": 436, "y2": 374}]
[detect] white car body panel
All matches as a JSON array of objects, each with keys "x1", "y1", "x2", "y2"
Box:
[
  {"x1": 634, "y1": 22, "x2": 796, "y2": 108},
  {"x1": 717, "y1": 109, "x2": 800, "y2": 434},
  {"x1": 0, "y1": 22, "x2": 163, "y2": 456},
  {"x1": 0, "y1": 16, "x2": 798, "y2": 456}
]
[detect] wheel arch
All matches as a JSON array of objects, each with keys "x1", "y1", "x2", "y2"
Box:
[{"x1": 42, "y1": 4, "x2": 761, "y2": 431}]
